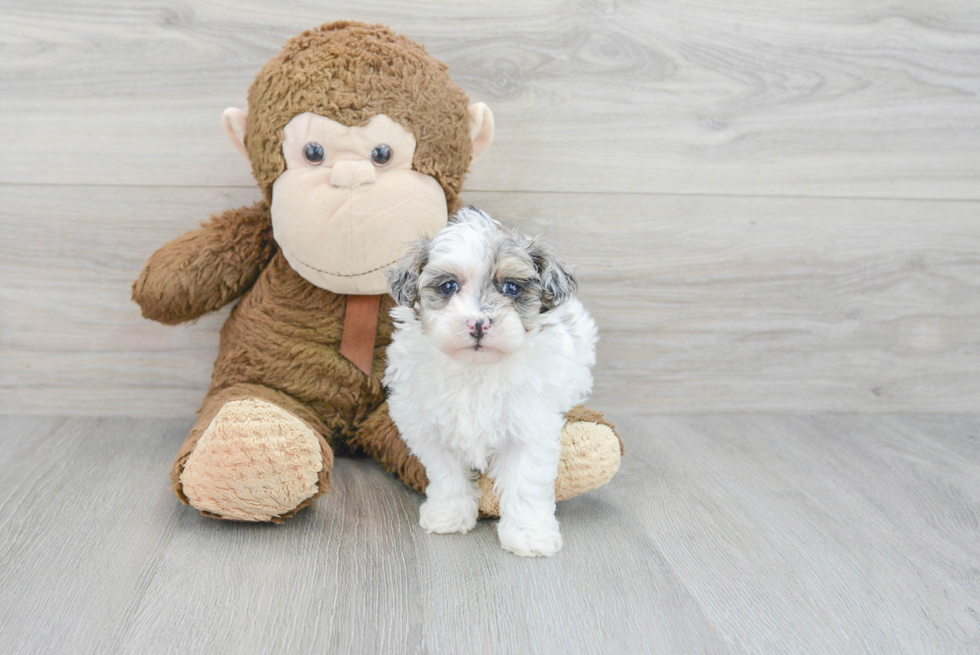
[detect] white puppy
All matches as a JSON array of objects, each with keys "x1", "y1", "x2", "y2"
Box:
[{"x1": 384, "y1": 207, "x2": 598, "y2": 557}]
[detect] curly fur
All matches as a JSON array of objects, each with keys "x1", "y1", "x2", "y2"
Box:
[{"x1": 384, "y1": 209, "x2": 599, "y2": 556}]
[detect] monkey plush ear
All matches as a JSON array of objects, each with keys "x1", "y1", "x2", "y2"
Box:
[
  {"x1": 467, "y1": 102, "x2": 494, "y2": 163},
  {"x1": 222, "y1": 107, "x2": 249, "y2": 160}
]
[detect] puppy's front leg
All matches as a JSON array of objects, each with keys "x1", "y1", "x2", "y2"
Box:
[
  {"x1": 415, "y1": 444, "x2": 480, "y2": 534},
  {"x1": 492, "y1": 420, "x2": 564, "y2": 557}
]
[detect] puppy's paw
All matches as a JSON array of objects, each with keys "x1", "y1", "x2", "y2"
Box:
[
  {"x1": 419, "y1": 496, "x2": 479, "y2": 534},
  {"x1": 497, "y1": 516, "x2": 563, "y2": 557}
]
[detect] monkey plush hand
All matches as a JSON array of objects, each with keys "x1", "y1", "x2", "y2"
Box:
[{"x1": 133, "y1": 21, "x2": 622, "y2": 522}]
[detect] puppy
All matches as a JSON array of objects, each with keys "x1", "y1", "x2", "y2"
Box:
[{"x1": 384, "y1": 207, "x2": 598, "y2": 557}]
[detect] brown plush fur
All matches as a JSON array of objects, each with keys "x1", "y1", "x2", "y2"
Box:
[
  {"x1": 133, "y1": 21, "x2": 620, "y2": 522},
  {"x1": 133, "y1": 202, "x2": 275, "y2": 325}
]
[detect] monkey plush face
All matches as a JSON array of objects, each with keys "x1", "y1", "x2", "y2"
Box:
[
  {"x1": 269, "y1": 112, "x2": 448, "y2": 294},
  {"x1": 220, "y1": 21, "x2": 494, "y2": 295}
]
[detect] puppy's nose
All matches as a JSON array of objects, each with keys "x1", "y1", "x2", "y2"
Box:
[
  {"x1": 330, "y1": 160, "x2": 377, "y2": 188},
  {"x1": 467, "y1": 317, "x2": 490, "y2": 339}
]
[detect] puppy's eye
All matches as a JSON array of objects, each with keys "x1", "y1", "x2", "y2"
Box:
[
  {"x1": 304, "y1": 142, "x2": 325, "y2": 165},
  {"x1": 439, "y1": 280, "x2": 459, "y2": 296},
  {"x1": 371, "y1": 144, "x2": 392, "y2": 166},
  {"x1": 501, "y1": 282, "x2": 522, "y2": 297}
]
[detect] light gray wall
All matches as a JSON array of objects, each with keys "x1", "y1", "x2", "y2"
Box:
[{"x1": 2, "y1": 0, "x2": 978, "y2": 415}]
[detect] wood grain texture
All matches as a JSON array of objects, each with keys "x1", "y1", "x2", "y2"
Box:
[
  {"x1": 2, "y1": 185, "x2": 977, "y2": 415},
  {"x1": 0, "y1": 413, "x2": 977, "y2": 654},
  {"x1": 611, "y1": 412, "x2": 980, "y2": 654},
  {"x1": 3, "y1": 4, "x2": 978, "y2": 653},
  {"x1": 0, "y1": 0, "x2": 978, "y2": 197}
]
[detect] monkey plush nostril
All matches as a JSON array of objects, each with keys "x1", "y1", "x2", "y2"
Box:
[{"x1": 329, "y1": 160, "x2": 378, "y2": 189}]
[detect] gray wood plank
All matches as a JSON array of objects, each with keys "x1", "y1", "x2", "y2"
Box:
[
  {"x1": 118, "y1": 459, "x2": 726, "y2": 654},
  {"x1": 111, "y1": 458, "x2": 430, "y2": 655},
  {"x1": 0, "y1": 0, "x2": 978, "y2": 197},
  {"x1": 890, "y1": 414, "x2": 980, "y2": 463},
  {"x1": 0, "y1": 416, "x2": 66, "y2": 468},
  {"x1": 2, "y1": 185, "x2": 978, "y2": 415},
  {"x1": 0, "y1": 415, "x2": 727, "y2": 655},
  {"x1": 0, "y1": 417, "x2": 192, "y2": 654},
  {"x1": 611, "y1": 412, "x2": 980, "y2": 654},
  {"x1": 1, "y1": 414, "x2": 978, "y2": 653}
]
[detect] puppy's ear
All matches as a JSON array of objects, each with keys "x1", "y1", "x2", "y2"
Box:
[
  {"x1": 386, "y1": 238, "x2": 430, "y2": 307},
  {"x1": 529, "y1": 238, "x2": 578, "y2": 311}
]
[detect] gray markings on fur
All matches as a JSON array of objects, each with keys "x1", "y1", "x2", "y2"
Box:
[
  {"x1": 386, "y1": 237, "x2": 431, "y2": 307},
  {"x1": 387, "y1": 207, "x2": 579, "y2": 328}
]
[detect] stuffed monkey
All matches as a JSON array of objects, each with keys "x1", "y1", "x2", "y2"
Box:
[{"x1": 133, "y1": 21, "x2": 622, "y2": 523}]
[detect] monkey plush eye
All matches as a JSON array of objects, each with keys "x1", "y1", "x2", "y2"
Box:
[
  {"x1": 501, "y1": 282, "x2": 522, "y2": 297},
  {"x1": 370, "y1": 144, "x2": 392, "y2": 166},
  {"x1": 303, "y1": 142, "x2": 325, "y2": 164},
  {"x1": 439, "y1": 280, "x2": 459, "y2": 296}
]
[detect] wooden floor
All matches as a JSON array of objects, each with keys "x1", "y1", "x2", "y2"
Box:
[{"x1": 0, "y1": 412, "x2": 978, "y2": 654}]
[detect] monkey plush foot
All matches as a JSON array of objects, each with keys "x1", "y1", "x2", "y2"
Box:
[
  {"x1": 179, "y1": 398, "x2": 327, "y2": 522},
  {"x1": 477, "y1": 407, "x2": 623, "y2": 516}
]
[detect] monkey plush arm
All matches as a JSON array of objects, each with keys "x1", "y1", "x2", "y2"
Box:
[{"x1": 132, "y1": 201, "x2": 276, "y2": 325}]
